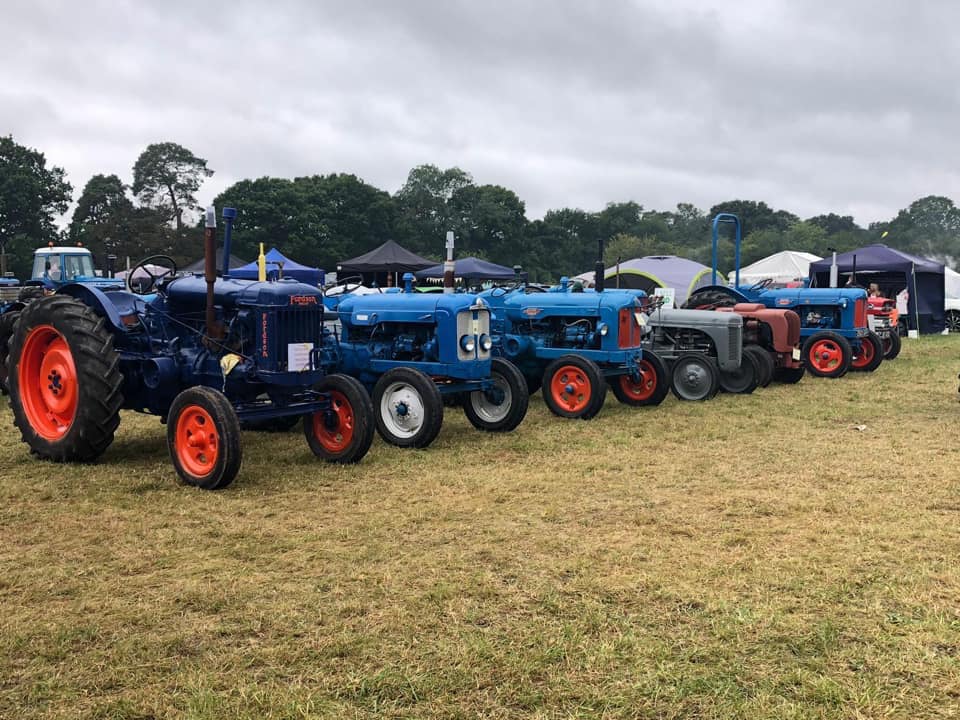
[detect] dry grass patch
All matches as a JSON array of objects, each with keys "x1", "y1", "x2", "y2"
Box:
[{"x1": 1, "y1": 337, "x2": 959, "y2": 718}]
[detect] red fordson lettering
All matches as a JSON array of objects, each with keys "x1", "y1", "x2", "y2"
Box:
[{"x1": 289, "y1": 295, "x2": 318, "y2": 306}]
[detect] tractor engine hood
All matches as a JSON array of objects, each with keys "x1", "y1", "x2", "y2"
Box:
[
  {"x1": 166, "y1": 276, "x2": 324, "y2": 310},
  {"x1": 338, "y1": 292, "x2": 486, "y2": 327},
  {"x1": 501, "y1": 292, "x2": 641, "y2": 322},
  {"x1": 647, "y1": 307, "x2": 743, "y2": 329},
  {"x1": 760, "y1": 287, "x2": 867, "y2": 305}
]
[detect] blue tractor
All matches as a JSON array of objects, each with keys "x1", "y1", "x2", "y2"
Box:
[
  {"x1": 5, "y1": 207, "x2": 374, "y2": 489},
  {"x1": 478, "y1": 277, "x2": 668, "y2": 419},
  {"x1": 684, "y1": 213, "x2": 880, "y2": 379},
  {"x1": 0, "y1": 246, "x2": 126, "y2": 393},
  {"x1": 328, "y1": 275, "x2": 528, "y2": 448}
]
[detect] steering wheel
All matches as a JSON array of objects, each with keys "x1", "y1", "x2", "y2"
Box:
[
  {"x1": 747, "y1": 278, "x2": 773, "y2": 292},
  {"x1": 127, "y1": 255, "x2": 177, "y2": 295}
]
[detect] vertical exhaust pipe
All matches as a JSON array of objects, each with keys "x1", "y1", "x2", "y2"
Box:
[
  {"x1": 443, "y1": 231, "x2": 455, "y2": 294},
  {"x1": 221, "y1": 207, "x2": 237, "y2": 279},
  {"x1": 204, "y1": 205, "x2": 222, "y2": 340}
]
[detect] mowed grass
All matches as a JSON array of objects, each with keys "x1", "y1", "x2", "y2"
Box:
[{"x1": 1, "y1": 338, "x2": 959, "y2": 719}]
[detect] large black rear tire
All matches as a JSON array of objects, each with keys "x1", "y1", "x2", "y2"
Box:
[
  {"x1": 774, "y1": 365, "x2": 806, "y2": 384},
  {"x1": 9, "y1": 295, "x2": 123, "y2": 462},
  {"x1": 373, "y1": 367, "x2": 444, "y2": 448},
  {"x1": 682, "y1": 289, "x2": 738, "y2": 309},
  {"x1": 0, "y1": 309, "x2": 21, "y2": 394},
  {"x1": 167, "y1": 386, "x2": 242, "y2": 490},
  {"x1": 464, "y1": 358, "x2": 529, "y2": 432},
  {"x1": 743, "y1": 345, "x2": 774, "y2": 388}
]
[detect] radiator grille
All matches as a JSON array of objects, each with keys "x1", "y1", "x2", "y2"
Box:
[
  {"x1": 272, "y1": 307, "x2": 325, "y2": 369},
  {"x1": 729, "y1": 325, "x2": 742, "y2": 365}
]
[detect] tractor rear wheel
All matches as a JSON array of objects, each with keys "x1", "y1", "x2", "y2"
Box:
[
  {"x1": 611, "y1": 351, "x2": 669, "y2": 407},
  {"x1": 0, "y1": 309, "x2": 21, "y2": 394},
  {"x1": 670, "y1": 353, "x2": 719, "y2": 401},
  {"x1": 851, "y1": 331, "x2": 884, "y2": 372},
  {"x1": 373, "y1": 367, "x2": 443, "y2": 448},
  {"x1": 774, "y1": 365, "x2": 806, "y2": 384},
  {"x1": 718, "y1": 350, "x2": 760, "y2": 394},
  {"x1": 801, "y1": 331, "x2": 851, "y2": 378},
  {"x1": 542, "y1": 355, "x2": 606, "y2": 419},
  {"x1": 464, "y1": 358, "x2": 529, "y2": 432},
  {"x1": 743, "y1": 345, "x2": 774, "y2": 387},
  {"x1": 682, "y1": 289, "x2": 739, "y2": 309},
  {"x1": 168, "y1": 387, "x2": 242, "y2": 490},
  {"x1": 9, "y1": 295, "x2": 123, "y2": 462},
  {"x1": 882, "y1": 330, "x2": 902, "y2": 360},
  {"x1": 305, "y1": 374, "x2": 374, "y2": 463}
]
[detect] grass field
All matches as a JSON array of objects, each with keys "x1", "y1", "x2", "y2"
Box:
[{"x1": 1, "y1": 337, "x2": 959, "y2": 719}]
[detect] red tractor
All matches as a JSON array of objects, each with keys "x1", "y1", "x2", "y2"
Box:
[{"x1": 713, "y1": 303, "x2": 804, "y2": 385}]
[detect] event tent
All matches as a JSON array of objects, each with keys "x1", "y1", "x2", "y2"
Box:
[
  {"x1": 729, "y1": 250, "x2": 821, "y2": 286},
  {"x1": 339, "y1": 240, "x2": 435, "y2": 286},
  {"x1": 600, "y1": 256, "x2": 715, "y2": 306},
  {"x1": 231, "y1": 248, "x2": 322, "y2": 286},
  {"x1": 809, "y1": 244, "x2": 945, "y2": 333},
  {"x1": 183, "y1": 249, "x2": 248, "y2": 275},
  {"x1": 415, "y1": 257, "x2": 515, "y2": 282}
]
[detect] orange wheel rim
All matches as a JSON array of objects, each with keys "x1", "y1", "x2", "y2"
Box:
[
  {"x1": 175, "y1": 405, "x2": 219, "y2": 477},
  {"x1": 852, "y1": 339, "x2": 874, "y2": 368},
  {"x1": 18, "y1": 325, "x2": 78, "y2": 440},
  {"x1": 550, "y1": 365, "x2": 592, "y2": 412},
  {"x1": 312, "y1": 390, "x2": 354, "y2": 452},
  {"x1": 808, "y1": 339, "x2": 843, "y2": 372},
  {"x1": 620, "y1": 359, "x2": 657, "y2": 401}
]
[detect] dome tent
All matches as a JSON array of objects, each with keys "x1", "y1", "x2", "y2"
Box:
[
  {"x1": 602, "y1": 256, "x2": 715, "y2": 306},
  {"x1": 729, "y1": 250, "x2": 822, "y2": 286}
]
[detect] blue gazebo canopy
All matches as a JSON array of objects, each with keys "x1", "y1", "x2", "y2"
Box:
[
  {"x1": 416, "y1": 256, "x2": 516, "y2": 281},
  {"x1": 231, "y1": 248, "x2": 322, "y2": 286}
]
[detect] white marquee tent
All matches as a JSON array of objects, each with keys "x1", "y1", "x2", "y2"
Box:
[{"x1": 728, "y1": 250, "x2": 822, "y2": 285}]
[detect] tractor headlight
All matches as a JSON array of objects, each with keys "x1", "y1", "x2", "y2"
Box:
[
  {"x1": 460, "y1": 335, "x2": 476, "y2": 353},
  {"x1": 479, "y1": 333, "x2": 492, "y2": 351},
  {"x1": 597, "y1": 322, "x2": 609, "y2": 336}
]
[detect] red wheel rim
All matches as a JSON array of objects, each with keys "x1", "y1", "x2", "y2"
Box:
[
  {"x1": 619, "y1": 359, "x2": 657, "y2": 401},
  {"x1": 312, "y1": 390, "x2": 355, "y2": 452},
  {"x1": 852, "y1": 339, "x2": 875, "y2": 368},
  {"x1": 175, "y1": 405, "x2": 220, "y2": 478},
  {"x1": 808, "y1": 339, "x2": 844, "y2": 373},
  {"x1": 18, "y1": 325, "x2": 79, "y2": 440},
  {"x1": 550, "y1": 365, "x2": 592, "y2": 412}
]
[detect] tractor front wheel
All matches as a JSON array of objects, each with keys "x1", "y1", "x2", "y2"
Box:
[
  {"x1": 168, "y1": 387, "x2": 242, "y2": 490},
  {"x1": 464, "y1": 358, "x2": 529, "y2": 432},
  {"x1": 0, "y1": 309, "x2": 21, "y2": 394},
  {"x1": 305, "y1": 374, "x2": 374, "y2": 463},
  {"x1": 611, "y1": 352, "x2": 669, "y2": 407},
  {"x1": 801, "y1": 331, "x2": 851, "y2": 378},
  {"x1": 373, "y1": 367, "x2": 443, "y2": 448},
  {"x1": 718, "y1": 350, "x2": 760, "y2": 394},
  {"x1": 542, "y1": 355, "x2": 606, "y2": 419},
  {"x1": 670, "y1": 353, "x2": 720, "y2": 401},
  {"x1": 743, "y1": 345, "x2": 774, "y2": 387},
  {"x1": 882, "y1": 330, "x2": 902, "y2": 360},
  {"x1": 851, "y1": 331, "x2": 884, "y2": 372},
  {"x1": 9, "y1": 295, "x2": 122, "y2": 462}
]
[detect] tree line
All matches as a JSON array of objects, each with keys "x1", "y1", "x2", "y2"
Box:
[{"x1": 2, "y1": 134, "x2": 959, "y2": 282}]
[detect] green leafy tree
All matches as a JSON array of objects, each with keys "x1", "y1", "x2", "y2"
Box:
[
  {"x1": 132, "y1": 142, "x2": 213, "y2": 231},
  {"x1": 69, "y1": 174, "x2": 134, "y2": 266},
  {"x1": 0, "y1": 135, "x2": 72, "y2": 277},
  {"x1": 393, "y1": 165, "x2": 473, "y2": 254},
  {"x1": 449, "y1": 184, "x2": 527, "y2": 264},
  {"x1": 885, "y1": 195, "x2": 960, "y2": 259}
]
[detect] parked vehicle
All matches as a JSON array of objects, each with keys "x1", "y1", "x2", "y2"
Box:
[{"x1": 5, "y1": 207, "x2": 374, "y2": 489}]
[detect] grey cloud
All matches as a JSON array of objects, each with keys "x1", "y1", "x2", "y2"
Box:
[{"x1": 2, "y1": 0, "x2": 959, "y2": 227}]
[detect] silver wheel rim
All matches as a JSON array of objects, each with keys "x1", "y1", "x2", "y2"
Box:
[
  {"x1": 469, "y1": 373, "x2": 512, "y2": 423},
  {"x1": 674, "y1": 360, "x2": 711, "y2": 400},
  {"x1": 379, "y1": 381, "x2": 426, "y2": 439}
]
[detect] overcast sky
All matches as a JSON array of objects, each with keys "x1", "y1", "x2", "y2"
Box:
[{"x1": 3, "y1": 0, "x2": 959, "y2": 226}]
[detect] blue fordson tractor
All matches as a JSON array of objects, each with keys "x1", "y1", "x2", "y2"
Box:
[
  {"x1": 5, "y1": 207, "x2": 374, "y2": 490},
  {"x1": 684, "y1": 213, "x2": 880, "y2": 379},
  {"x1": 478, "y1": 277, "x2": 669, "y2": 419},
  {"x1": 327, "y1": 274, "x2": 529, "y2": 448}
]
